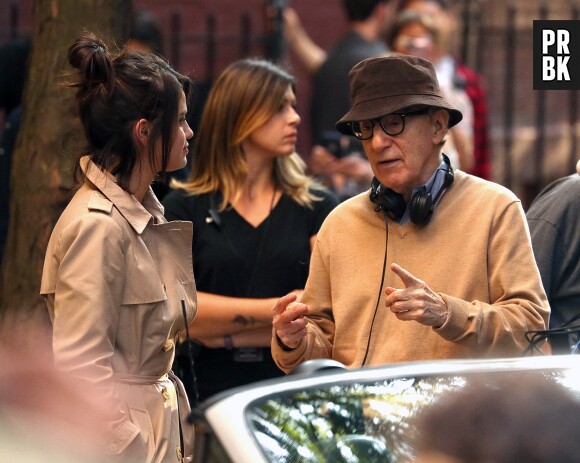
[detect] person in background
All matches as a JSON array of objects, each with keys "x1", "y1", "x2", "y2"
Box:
[
  {"x1": 284, "y1": 0, "x2": 394, "y2": 200},
  {"x1": 413, "y1": 376, "x2": 580, "y2": 463},
  {"x1": 0, "y1": 36, "x2": 30, "y2": 116},
  {"x1": 271, "y1": 55, "x2": 548, "y2": 372},
  {"x1": 127, "y1": 9, "x2": 164, "y2": 54},
  {"x1": 526, "y1": 159, "x2": 580, "y2": 354},
  {"x1": 0, "y1": 36, "x2": 31, "y2": 265},
  {"x1": 399, "y1": 0, "x2": 491, "y2": 180},
  {"x1": 125, "y1": 9, "x2": 190, "y2": 201},
  {"x1": 162, "y1": 59, "x2": 338, "y2": 402},
  {"x1": 388, "y1": 9, "x2": 474, "y2": 172},
  {"x1": 40, "y1": 33, "x2": 196, "y2": 462}
]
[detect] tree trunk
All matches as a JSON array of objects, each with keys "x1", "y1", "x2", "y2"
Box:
[{"x1": 0, "y1": 0, "x2": 132, "y2": 342}]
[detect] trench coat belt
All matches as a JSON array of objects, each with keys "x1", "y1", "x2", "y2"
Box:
[
  {"x1": 112, "y1": 371, "x2": 195, "y2": 459},
  {"x1": 166, "y1": 370, "x2": 193, "y2": 425},
  {"x1": 168, "y1": 370, "x2": 195, "y2": 461},
  {"x1": 112, "y1": 372, "x2": 169, "y2": 384},
  {"x1": 111, "y1": 372, "x2": 191, "y2": 422}
]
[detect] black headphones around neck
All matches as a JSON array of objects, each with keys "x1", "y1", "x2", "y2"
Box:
[{"x1": 369, "y1": 154, "x2": 454, "y2": 225}]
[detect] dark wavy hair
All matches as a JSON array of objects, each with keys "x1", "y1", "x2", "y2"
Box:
[{"x1": 66, "y1": 32, "x2": 192, "y2": 192}]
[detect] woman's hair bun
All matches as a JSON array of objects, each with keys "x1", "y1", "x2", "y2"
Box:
[{"x1": 68, "y1": 32, "x2": 114, "y2": 89}]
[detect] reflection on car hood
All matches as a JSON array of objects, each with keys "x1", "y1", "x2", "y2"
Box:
[{"x1": 192, "y1": 356, "x2": 580, "y2": 463}]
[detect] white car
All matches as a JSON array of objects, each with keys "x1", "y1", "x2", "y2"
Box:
[{"x1": 189, "y1": 355, "x2": 580, "y2": 463}]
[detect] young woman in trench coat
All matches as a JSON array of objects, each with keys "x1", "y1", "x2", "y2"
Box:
[{"x1": 40, "y1": 33, "x2": 196, "y2": 462}]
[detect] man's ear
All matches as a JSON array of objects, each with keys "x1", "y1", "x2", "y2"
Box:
[
  {"x1": 134, "y1": 119, "x2": 150, "y2": 146},
  {"x1": 432, "y1": 110, "x2": 449, "y2": 144}
]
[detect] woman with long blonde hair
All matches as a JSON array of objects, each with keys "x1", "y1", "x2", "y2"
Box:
[{"x1": 163, "y1": 58, "x2": 338, "y2": 401}]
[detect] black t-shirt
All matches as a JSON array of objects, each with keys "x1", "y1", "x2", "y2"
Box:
[
  {"x1": 311, "y1": 31, "x2": 388, "y2": 142},
  {"x1": 163, "y1": 187, "x2": 338, "y2": 401}
]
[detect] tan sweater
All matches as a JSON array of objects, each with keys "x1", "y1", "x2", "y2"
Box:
[{"x1": 272, "y1": 171, "x2": 549, "y2": 372}]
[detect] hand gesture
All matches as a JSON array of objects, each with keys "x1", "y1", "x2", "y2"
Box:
[
  {"x1": 384, "y1": 263, "x2": 448, "y2": 327},
  {"x1": 272, "y1": 292, "x2": 309, "y2": 349},
  {"x1": 283, "y1": 7, "x2": 302, "y2": 42},
  {"x1": 309, "y1": 145, "x2": 338, "y2": 176},
  {"x1": 333, "y1": 155, "x2": 374, "y2": 183}
]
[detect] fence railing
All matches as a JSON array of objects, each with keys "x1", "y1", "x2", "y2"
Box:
[
  {"x1": 0, "y1": 1, "x2": 20, "y2": 42},
  {"x1": 3, "y1": 1, "x2": 579, "y2": 208},
  {"x1": 460, "y1": 1, "x2": 580, "y2": 207}
]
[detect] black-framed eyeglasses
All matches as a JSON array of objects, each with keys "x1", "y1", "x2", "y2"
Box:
[{"x1": 351, "y1": 109, "x2": 430, "y2": 140}]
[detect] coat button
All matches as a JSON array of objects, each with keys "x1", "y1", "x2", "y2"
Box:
[
  {"x1": 176, "y1": 447, "x2": 182, "y2": 461},
  {"x1": 162, "y1": 339, "x2": 174, "y2": 352},
  {"x1": 162, "y1": 387, "x2": 171, "y2": 401}
]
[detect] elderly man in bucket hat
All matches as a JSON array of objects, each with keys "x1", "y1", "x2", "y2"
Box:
[{"x1": 271, "y1": 54, "x2": 549, "y2": 370}]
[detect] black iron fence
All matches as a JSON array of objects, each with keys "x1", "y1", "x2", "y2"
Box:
[
  {"x1": 3, "y1": 1, "x2": 579, "y2": 208},
  {"x1": 460, "y1": 1, "x2": 580, "y2": 206},
  {"x1": 0, "y1": 1, "x2": 20, "y2": 42},
  {"x1": 166, "y1": 1, "x2": 287, "y2": 79}
]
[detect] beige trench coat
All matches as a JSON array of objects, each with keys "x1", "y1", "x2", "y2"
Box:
[{"x1": 40, "y1": 158, "x2": 197, "y2": 463}]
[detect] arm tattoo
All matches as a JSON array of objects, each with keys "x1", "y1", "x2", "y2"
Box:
[{"x1": 232, "y1": 315, "x2": 267, "y2": 326}]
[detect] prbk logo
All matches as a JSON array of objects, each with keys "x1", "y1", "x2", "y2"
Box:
[{"x1": 534, "y1": 20, "x2": 580, "y2": 90}]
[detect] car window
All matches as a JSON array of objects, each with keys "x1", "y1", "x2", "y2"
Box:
[{"x1": 244, "y1": 369, "x2": 579, "y2": 463}]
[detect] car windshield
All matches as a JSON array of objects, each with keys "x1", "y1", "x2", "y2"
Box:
[{"x1": 245, "y1": 369, "x2": 580, "y2": 463}]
